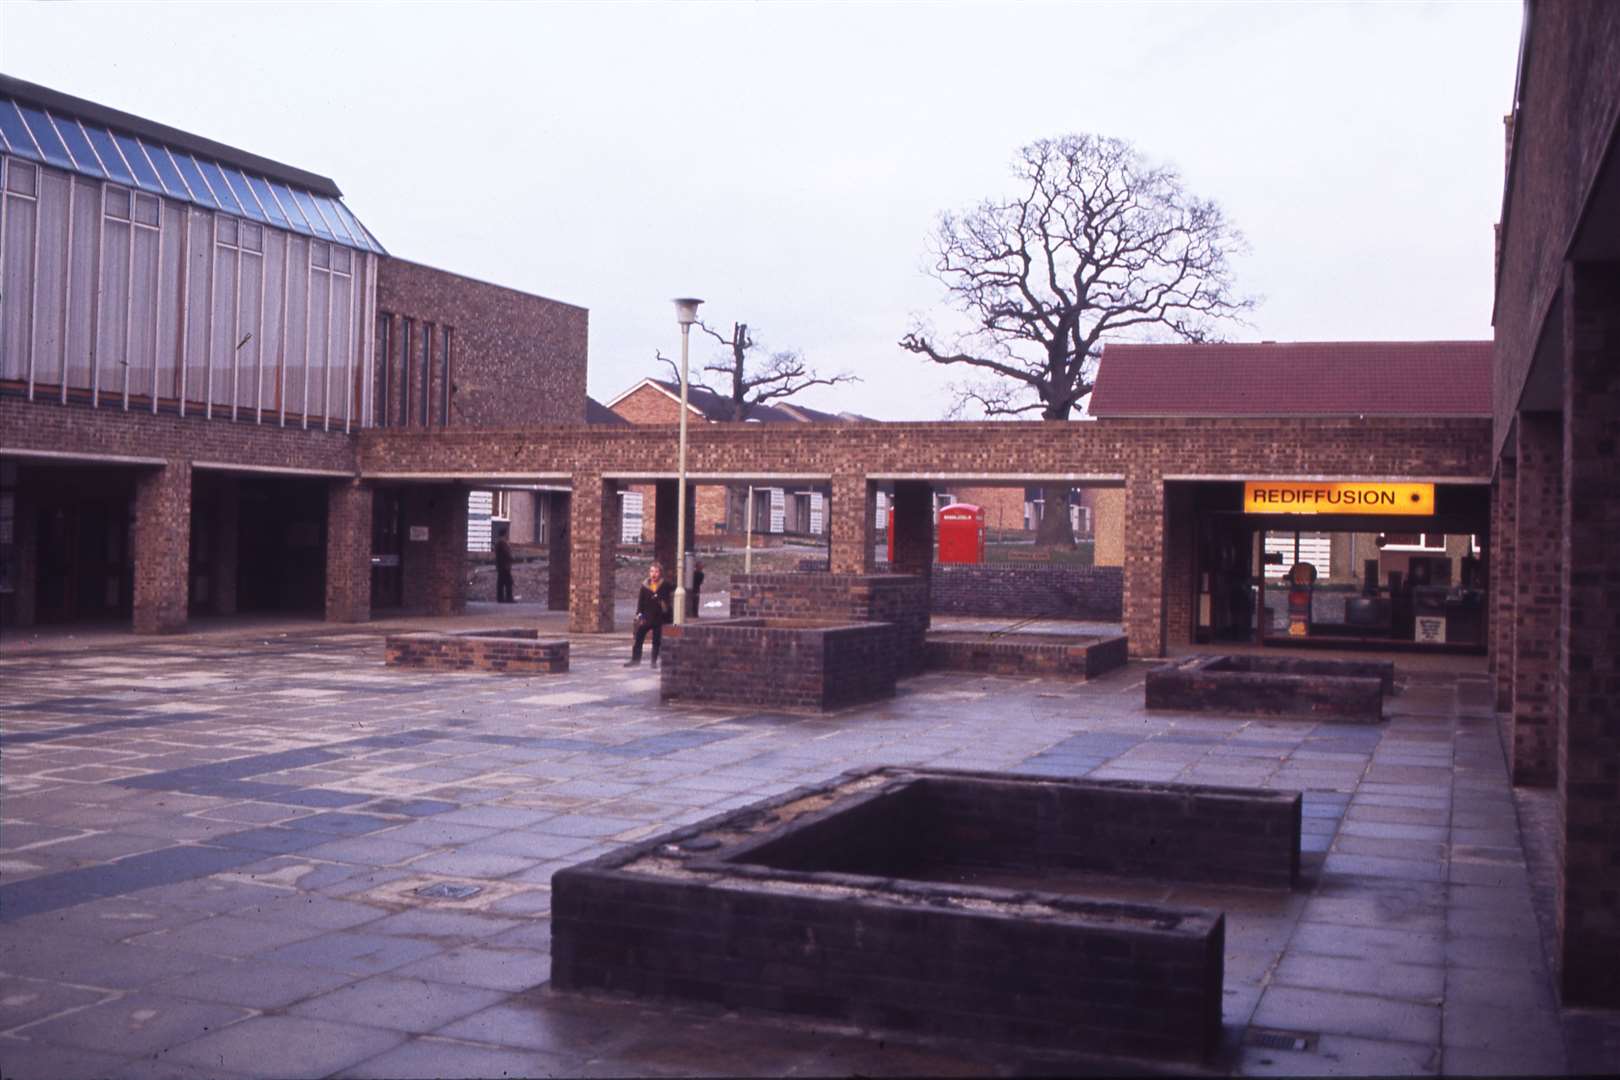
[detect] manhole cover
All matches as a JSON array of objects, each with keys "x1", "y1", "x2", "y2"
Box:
[
  {"x1": 416, "y1": 882, "x2": 482, "y2": 900},
  {"x1": 1244, "y1": 1027, "x2": 1318, "y2": 1052}
]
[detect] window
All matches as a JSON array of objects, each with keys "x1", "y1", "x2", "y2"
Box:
[
  {"x1": 492, "y1": 491, "x2": 512, "y2": 520},
  {"x1": 374, "y1": 312, "x2": 392, "y2": 428},
  {"x1": 1381, "y1": 532, "x2": 1446, "y2": 551},
  {"x1": 398, "y1": 317, "x2": 414, "y2": 426},
  {"x1": 419, "y1": 322, "x2": 431, "y2": 427},
  {"x1": 439, "y1": 325, "x2": 452, "y2": 426}
]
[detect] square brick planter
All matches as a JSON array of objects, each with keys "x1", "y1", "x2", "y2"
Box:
[
  {"x1": 1145, "y1": 655, "x2": 1392, "y2": 722},
  {"x1": 384, "y1": 627, "x2": 568, "y2": 674},
  {"x1": 660, "y1": 618, "x2": 897, "y2": 711},
  {"x1": 925, "y1": 631, "x2": 1128, "y2": 679},
  {"x1": 553, "y1": 767, "x2": 1302, "y2": 1063}
]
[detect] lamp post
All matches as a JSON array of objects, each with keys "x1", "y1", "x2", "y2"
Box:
[{"x1": 672, "y1": 297, "x2": 703, "y2": 625}]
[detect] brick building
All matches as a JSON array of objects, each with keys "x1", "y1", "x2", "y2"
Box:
[
  {"x1": 603, "y1": 377, "x2": 841, "y2": 550},
  {"x1": 0, "y1": 74, "x2": 588, "y2": 628}
]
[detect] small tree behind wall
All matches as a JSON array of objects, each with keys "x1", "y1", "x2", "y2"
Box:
[
  {"x1": 901, "y1": 133, "x2": 1253, "y2": 546},
  {"x1": 658, "y1": 322, "x2": 858, "y2": 422}
]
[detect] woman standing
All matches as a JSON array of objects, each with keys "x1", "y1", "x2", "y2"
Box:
[{"x1": 625, "y1": 562, "x2": 674, "y2": 667}]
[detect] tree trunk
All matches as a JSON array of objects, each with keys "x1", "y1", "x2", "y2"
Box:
[{"x1": 1036, "y1": 485, "x2": 1076, "y2": 548}]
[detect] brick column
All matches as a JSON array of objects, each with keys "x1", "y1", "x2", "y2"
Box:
[
  {"x1": 568, "y1": 473, "x2": 619, "y2": 633},
  {"x1": 828, "y1": 473, "x2": 875, "y2": 575},
  {"x1": 1122, "y1": 472, "x2": 1164, "y2": 657},
  {"x1": 548, "y1": 492, "x2": 571, "y2": 612},
  {"x1": 889, "y1": 480, "x2": 933, "y2": 580},
  {"x1": 652, "y1": 480, "x2": 695, "y2": 579},
  {"x1": 132, "y1": 460, "x2": 190, "y2": 634},
  {"x1": 426, "y1": 485, "x2": 467, "y2": 617},
  {"x1": 1512, "y1": 411, "x2": 1562, "y2": 786},
  {"x1": 324, "y1": 478, "x2": 372, "y2": 623},
  {"x1": 1491, "y1": 458, "x2": 1517, "y2": 712},
  {"x1": 1162, "y1": 483, "x2": 1196, "y2": 648},
  {"x1": 1557, "y1": 260, "x2": 1620, "y2": 1006}
]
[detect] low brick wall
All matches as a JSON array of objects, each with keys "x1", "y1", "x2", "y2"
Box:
[
  {"x1": 552, "y1": 766, "x2": 1248, "y2": 1061},
  {"x1": 1146, "y1": 655, "x2": 1391, "y2": 722},
  {"x1": 931, "y1": 564, "x2": 1123, "y2": 620},
  {"x1": 730, "y1": 572, "x2": 930, "y2": 675},
  {"x1": 384, "y1": 627, "x2": 569, "y2": 674},
  {"x1": 925, "y1": 632, "x2": 1129, "y2": 679},
  {"x1": 737, "y1": 769, "x2": 1300, "y2": 890},
  {"x1": 660, "y1": 618, "x2": 898, "y2": 711}
]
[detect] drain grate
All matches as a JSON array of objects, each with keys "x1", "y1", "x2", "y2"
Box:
[
  {"x1": 416, "y1": 882, "x2": 482, "y2": 900},
  {"x1": 1245, "y1": 1027, "x2": 1319, "y2": 1052}
]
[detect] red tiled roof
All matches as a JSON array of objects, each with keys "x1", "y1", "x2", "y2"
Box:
[{"x1": 1089, "y1": 341, "x2": 1493, "y2": 418}]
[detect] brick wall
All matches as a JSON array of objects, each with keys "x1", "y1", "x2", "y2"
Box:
[
  {"x1": 384, "y1": 629, "x2": 568, "y2": 674},
  {"x1": 1512, "y1": 413, "x2": 1562, "y2": 786},
  {"x1": 1492, "y1": 460, "x2": 1517, "y2": 712},
  {"x1": 1557, "y1": 260, "x2": 1620, "y2": 1006},
  {"x1": 730, "y1": 572, "x2": 930, "y2": 676},
  {"x1": 325, "y1": 479, "x2": 371, "y2": 622},
  {"x1": 131, "y1": 461, "x2": 190, "y2": 633},
  {"x1": 1491, "y1": 2, "x2": 1620, "y2": 461},
  {"x1": 375, "y1": 258, "x2": 587, "y2": 429},
  {"x1": 929, "y1": 565, "x2": 1123, "y2": 620},
  {"x1": 661, "y1": 618, "x2": 898, "y2": 710}
]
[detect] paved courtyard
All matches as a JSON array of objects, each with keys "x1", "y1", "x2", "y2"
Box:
[{"x1": 1, "y1": 609, "x2": 1616, "y2": 1077}]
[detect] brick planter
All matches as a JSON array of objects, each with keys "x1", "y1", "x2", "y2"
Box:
[
  {"x1": 660, "y1": 618, "x2": 897, "y2": 711},
  {"x1": 1145, "y1": 655, "x2": 1393, "y2": 722},
  {"x1": 730, "y1": 572, "x2": 930, "y2": 675},
  {"x1": 384, "y1": 627, "x2": 569, "y2": 674},
  {"x1": 553, "y1": 767, "x2": 1303, "y2": 1063},
  {"x1": 925, "y1": 631, "x2": 1128, "y2": 679}
]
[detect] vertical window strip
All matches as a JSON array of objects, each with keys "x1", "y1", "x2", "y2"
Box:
[
  {"x1": 91, "y1": 180, "x2": 106, "y2": 408},
  {"x1": 440, "y1": 325, "x2": 451, "y2": 427},
  {"x1": 419, "y1": 321, "x2": 431, "y2": 428},
  {"x1": 122, "y1": 190, "x2": 137, "y2": 409},
  {"x1": 278, "y1": 229, "x2": 290, "y2": 426},
  {"x1": 323, "y1": 262, "x2": 334, "y2": 431},
  {"x1": 256, "y1": 229, "x2": 267, "y2": 422},
  {"x1": 301, "y1": 240, "x2": 313, "y2": 428},
  {"x1": 230, "y1": 223, "x2": 243, "y2": 420},
  {"x1": 400, "y1": 317, "x2": 412, "y2": 427},
  {"x1": 204, "y1": 213, "x2": 217, "y2": 417},
  {"x1": 376, "y1": 310, "x2": 391, "y2": 430},
  {"x1": 52, "y1": 170, "x2": 75, "y2": 401},
  {"x1": 26, "y1": 162, "x2": 42, "y2": 395}
]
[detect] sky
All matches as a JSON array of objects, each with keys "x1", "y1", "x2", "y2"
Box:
[{"x1": 2, "y1": 0, "x2": 1524, "y2": 421}]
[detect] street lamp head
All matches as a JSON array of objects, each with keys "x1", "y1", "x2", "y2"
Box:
[{"x1": 673, "y1": 298, "x2": 704, "y2": 326}]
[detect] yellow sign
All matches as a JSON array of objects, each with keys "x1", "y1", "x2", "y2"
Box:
[{"x1": 1243, "y1": 481, "x2": 1434, "y2": 516}]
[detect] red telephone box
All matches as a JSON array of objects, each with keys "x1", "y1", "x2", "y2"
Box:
[{"x1": 938, "y1": 503, "x2": 986, "y2": 564}]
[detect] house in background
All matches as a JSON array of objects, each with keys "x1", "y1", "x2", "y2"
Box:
[{"x1": 602, "y1": 377, "x2": 859, "y2": 547}]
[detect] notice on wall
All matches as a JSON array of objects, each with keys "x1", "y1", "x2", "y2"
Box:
[
  {"x1": 1244, "y1": 481, "x2": 1435, "y2": 516},
  {"x1": 1415, "y1": 616, "x2": 1447, "y2": 644},
  {"x1": 409, "y1": 525, "x2": 430, "y2": 542}
]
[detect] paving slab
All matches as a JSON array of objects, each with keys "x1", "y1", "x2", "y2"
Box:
[{"x1": 0, "y1": 620, "x2": 1608, "y2": 1077}]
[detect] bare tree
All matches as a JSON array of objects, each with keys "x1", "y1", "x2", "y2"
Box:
[
  {"x1": 657, "y1": 321, "x2": 858, "y2": 421},
  {"x1": 901, "y1": 134, "x2": 1253, "y2": 545}
]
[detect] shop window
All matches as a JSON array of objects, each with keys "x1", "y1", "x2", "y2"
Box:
[{"x1": 1381, "y1": 532, "x2": 1446, "y2": 551}]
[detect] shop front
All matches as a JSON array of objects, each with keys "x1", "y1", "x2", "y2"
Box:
[{"x1": 1191, "y1": 479, "x2": 1491, "y2": 652}]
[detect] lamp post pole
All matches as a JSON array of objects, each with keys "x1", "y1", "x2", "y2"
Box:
[{"x1": 672, "y1": 298, "x2": 703, "y2": 625}]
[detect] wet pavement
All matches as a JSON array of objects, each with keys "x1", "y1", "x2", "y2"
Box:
[{"x1": 2, "y1": 609, "x2": 1616, "y2": 1077}]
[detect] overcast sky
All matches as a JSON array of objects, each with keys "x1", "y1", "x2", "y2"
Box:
[{"x1": 3, "y1": 1, "x2": 1522, "y2": 420}]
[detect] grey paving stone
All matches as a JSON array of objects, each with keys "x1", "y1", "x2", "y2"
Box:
[
  {"x1": 1271, "y1": 953, "x2": 1444, "y2": 1002},
  {"x1": 287, "y1": 975, "x2": 506, "y2": 1031},
  {"x1": 19, "y1": 990, "x2": 250, "y2": 1057},
  {"x1": 340, "y1": 1035, "x2": 583, "y2": 1079},
  {"x1": 361, "y1": 909, "x2": 521, "y2": 941},
  {"x1": 1253, "y1": 985, "x2": 1441, "y2": 1044},
  {"x1": 146, "y1": 959, "x2": 358, "y2": 1010},
  {"x1": 253, "y1": 930, "x2": 444, "y2": 975},
  {"x1": 390, "y1": 944, "x2": 544, "y2": 992},
  {"x1": 158, "y1": 1014, "x2": 406, "y2": 1077},
  {"x1": 128, "y1": 913, "x2": 328, "y2": 958},
  {"x1": 0, "y1": 976, "x2": 108, "y2": 1033},
  {"x1": 0, "y1": 1035, "x2": 134, "y2": 1080}
]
